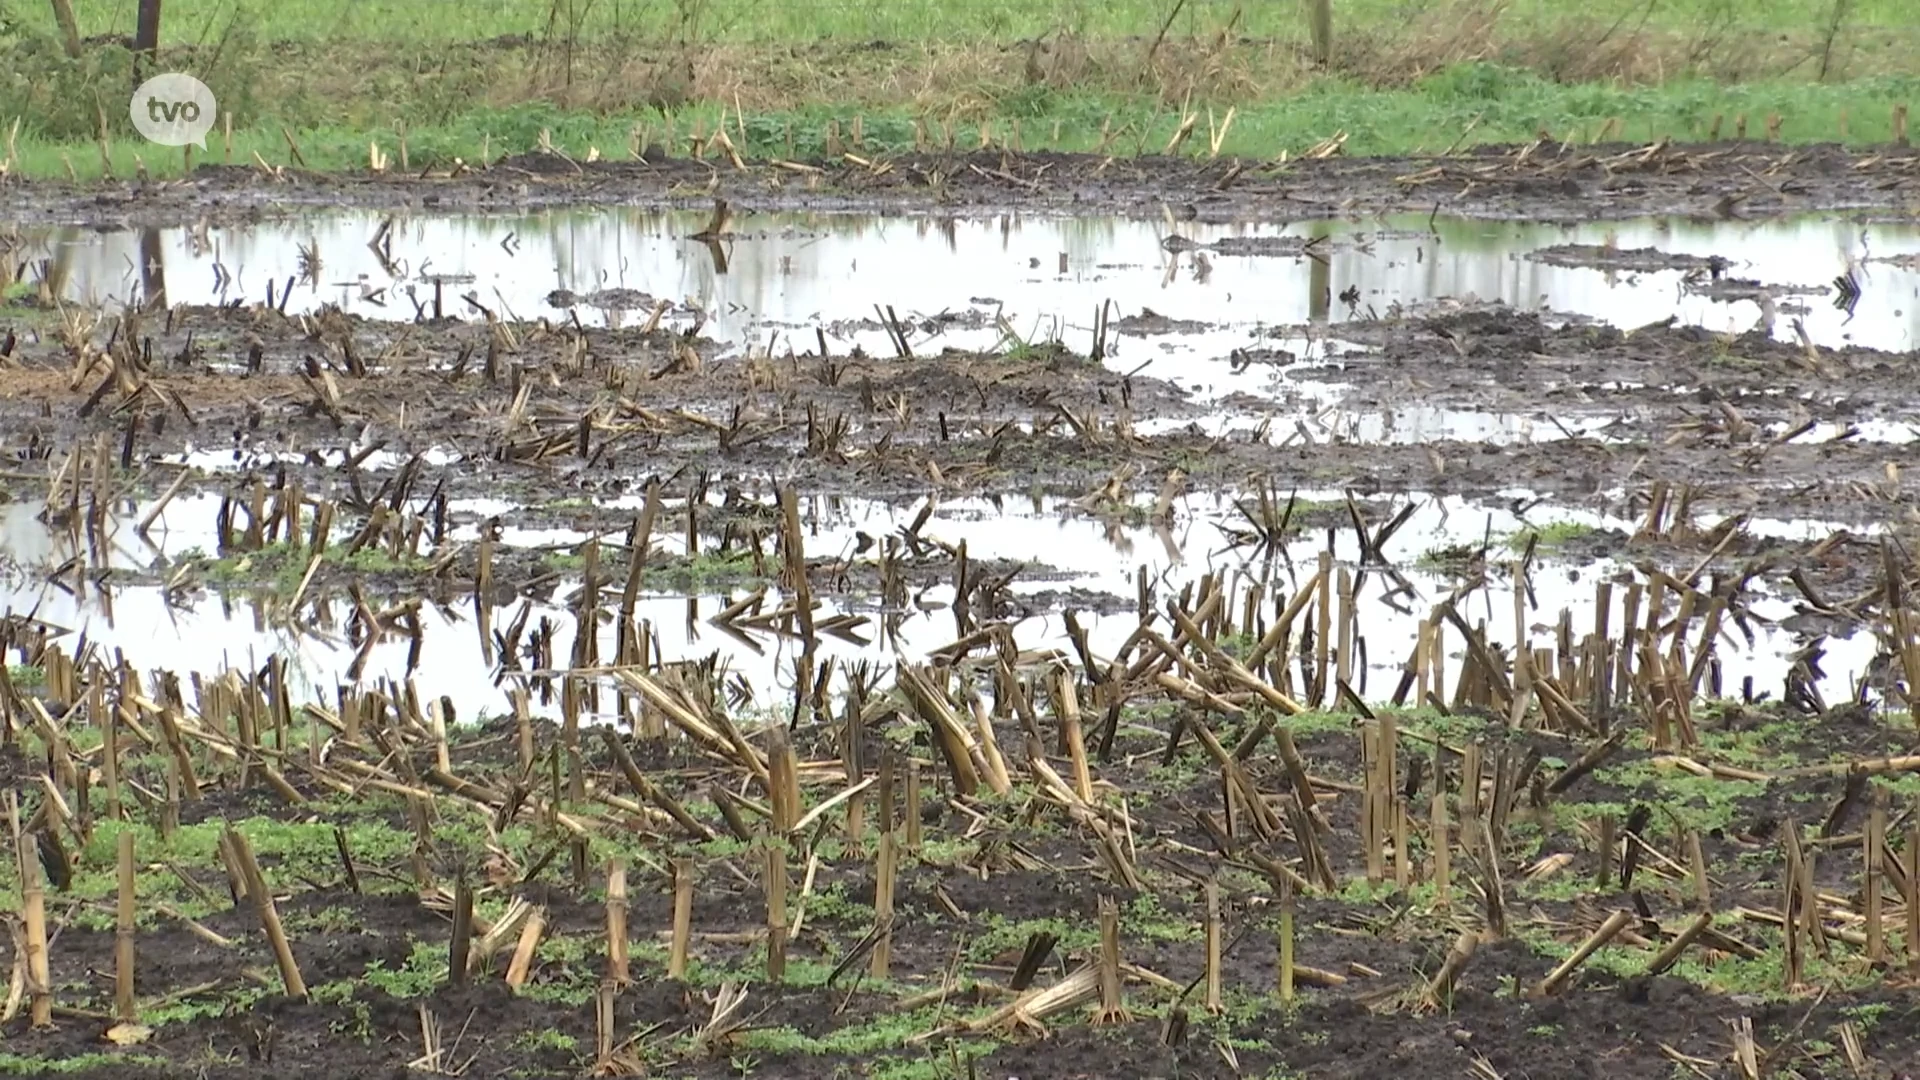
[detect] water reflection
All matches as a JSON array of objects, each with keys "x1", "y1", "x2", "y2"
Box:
[{"x1": 16, "y1": 211, "x2": 1919, "y2": 376}]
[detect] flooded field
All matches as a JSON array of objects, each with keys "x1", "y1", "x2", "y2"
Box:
[
  {"x1": 3, "y1": 143, "x2": 1920, "y2": 1080},
  {"x1": 29, "y1": 207, "x2": 1920, "y2": 347}
]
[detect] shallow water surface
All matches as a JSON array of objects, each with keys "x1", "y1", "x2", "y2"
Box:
[{"x1": 0, "y1": 489, "x2": 1876, "y2": 725}]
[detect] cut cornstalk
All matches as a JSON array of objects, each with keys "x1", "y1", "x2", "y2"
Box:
[
  {"x1": 1534, "y1": 910, "x2": 1632, "y2": 996},
  {"x1": 1430, "y1": 749, "x2": 1451, "y2": 906},
  {"x1": 766, "y1": 725, "x2": 801, "y2": 834},
  {"x1": 1057, "y1": 669, "x2": 1093, "y2": 803},
  {"x1": 606, "y1": 860, "x2": 629, "y2": 985},
  {"x1": 18, "y1": 820, "x2": 52, "y2": 1027},
  {"x1": 670, "y1": 858, "x2": 694, "y2": 979},
  {"x1": 905, "y1": 759, "x2": 923, "y2": 851},
  {"x1": 448, "y1": 877, "x2": 473, "y2": 988},
  {"x1": 1865, "y1": 787, "x2": 1887, "y2": 965},
  {"x1": 1277, "y1": 875, "x2": 1296, "y2": 1004},
  {"x1": 1423, "y1": 929, "x2": 1480, "y2": 1009},
  {"x1": 1091, "y1": 897, "x2": 1130, "y2": 1024},
  {"x1": 1204, "y1": 881, "x2": 1223, "y2": 1014},
  {"x1": 1906, "y1": 819, "x2": 1919, "y2": 974},
  {"x1": 765, "y1": 839, "x2": 788, "y2": 982},
  {"x1": 870, "y1": 831, "x2": 897, "y2": 980}
]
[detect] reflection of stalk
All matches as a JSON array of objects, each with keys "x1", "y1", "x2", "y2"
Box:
[
  {"x1": 249, "y1": 609, "x2": 333, "y2": 702},
  {"x1": 139, "y1": 227, "x2": 167, "y2": 310},
  {"x1": 46, "y1": 230, "x2": 76, "y2": 303},
  {"x1": 1307, "y1": 220, "x2": 1333, "y2": 322},
  {"x1": 690, "y1": 198, "x2": 732, "y2": 241},
  {"x1": 691, "y1": 200, "x2": 732, "y2": 275}
]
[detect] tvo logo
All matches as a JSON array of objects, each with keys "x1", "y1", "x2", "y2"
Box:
[
  {"x1": 147, "y1": 97, "x2": 201, "y2": 124},
  {"x1": 130, "y1": 73, "x2": 216, "y2": 149}
]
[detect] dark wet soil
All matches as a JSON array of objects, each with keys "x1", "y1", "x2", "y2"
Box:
[
  {"x1": 4, "y1": 701, "x2": 1920, "y2": 1079},
  {"x1": 1284, "y1": 302, "x2": 1920, "y2": 435},
  {"x1": 4, "y1": 141, "x2": 1917, "y2": 229},
  {"x1": 0, "y1": 296, "x2": 1913, "y2": 524},
  {"x1": 1525, "y1": 242, "x2": 1731, "y2": 274}
]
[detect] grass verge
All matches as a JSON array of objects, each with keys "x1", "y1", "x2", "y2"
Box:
[{"x1": 0, "y1": 0, "x2": 1917, "y2": 178}]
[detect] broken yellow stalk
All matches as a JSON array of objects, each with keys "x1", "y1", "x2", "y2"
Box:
[
  {"x1": 18, "y1": 823, "x2": 51, "y2": 1027},
  {"x1": 764, "y1": 838, "x2": 788, "y2": 982},
  {"x1": 506, "y1": 907, "x2": 546, "y2": 990},
  {"x1": 115, "y1": 831, "x2": 136, "y2": 1021},
  {"x1": 871, "y1": 831, "x2": 897, "y2": 981},
  {"x1": 1534, "y1": 910, "x2": 1632, "y2": 996},
  {"x1": 224, "y1": 826, "x2": 307, "y2": 999}
]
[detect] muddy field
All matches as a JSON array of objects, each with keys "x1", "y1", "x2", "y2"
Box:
[
  {"x1": 2, "y1": 141, "x2": 1920, "y2": 1080},
  {"x1": 4, "y1": 705, "x2": 1920, "y2": 1080},
  {"x1": 5, "y1": 140, "x2": 1920, "y2": 228}
]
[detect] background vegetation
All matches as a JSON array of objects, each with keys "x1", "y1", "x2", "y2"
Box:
[{"x1": 0, "y1": 0, "x2": 1916, "y2": 175}]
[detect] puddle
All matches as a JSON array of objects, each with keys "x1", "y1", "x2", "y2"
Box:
[
  {"x1": 18, "y1": 212, "x2": 1920, "y2": 413},
  {"x1": 1776, "y1": 419, "x2": 1918, "y2": 445},
  {"x1": 1137, "y1": 405, "x2": 1630, "y2": 446},
  {"x1": 0, "y1": 495, "x2": 226, "y2": 575},
  {"x1": 1, "y1": 488, "x2": 1878, "y2": 725},
  {"x1": 156, "y1": 444, "x2": 465, "y2": 473}
]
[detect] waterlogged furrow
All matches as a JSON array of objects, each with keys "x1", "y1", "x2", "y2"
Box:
[{"x1": 0, "y1": 490, "x2": 1877, "y2": 724}]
